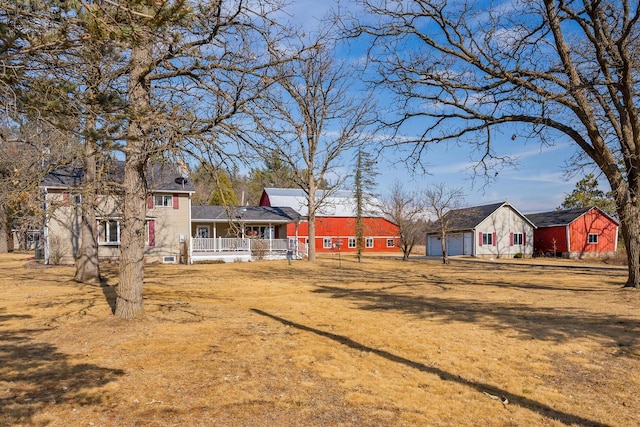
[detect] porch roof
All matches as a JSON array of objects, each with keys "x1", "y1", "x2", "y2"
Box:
[{"x1": 191, "y1": 205, "x2": 302, "y2": 223}]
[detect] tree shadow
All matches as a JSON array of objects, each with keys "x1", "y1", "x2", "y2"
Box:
[
  {"x1": 311, "y1": 284, "x2": 638, "y2": 350},
  {"x1": 100, "y1": 282, "x2": 117, "y2": 314},
  {"x1": 0, "y1": 311, "x2": 124, "y2": 425},
  {"x1": 251, "y1": 308, "x2": 609, "y2": 427}
]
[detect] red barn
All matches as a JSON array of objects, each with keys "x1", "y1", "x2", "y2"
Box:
[
  {"x1": 259, "y1": 188, "x2": 400, "y2": 254},
  {"x1": 526, "y1": 207, "x2": 619, "y2": 258}
]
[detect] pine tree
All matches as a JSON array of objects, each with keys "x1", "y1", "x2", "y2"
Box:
[
  {"x1": 560, "y1": 174, "x2": 616, "y2": 217},
  {"x1": 354, "y1": 149, "x2": 377, "y2": 262}
]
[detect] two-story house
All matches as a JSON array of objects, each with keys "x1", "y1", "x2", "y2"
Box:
[{"x1": 41, "y1": 162, "x2": 194, "y2": 265}]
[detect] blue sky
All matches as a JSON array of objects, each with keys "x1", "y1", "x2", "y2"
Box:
[{"x1": 284, "y1": 0, "x2": 608, "y2": 214}]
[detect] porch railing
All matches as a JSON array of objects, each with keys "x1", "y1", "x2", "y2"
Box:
[{"x1": 191, "y1": 237, "x2": 308, "y2": 258}]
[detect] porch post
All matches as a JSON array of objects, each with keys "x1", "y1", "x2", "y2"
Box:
[{"x1": 295, "y1": 221, "x2": 300, "y2": 259}]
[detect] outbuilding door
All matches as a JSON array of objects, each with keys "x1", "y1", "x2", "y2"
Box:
[
  {"x1": 463, "y1": 232, "x2": 473, "y2": 255},
  {"x1": 446, "y1": 233, "x2": 464, "y2": 256},
  {"x1": 427, "y1": 235, "x2": 442, "y2": 256}
]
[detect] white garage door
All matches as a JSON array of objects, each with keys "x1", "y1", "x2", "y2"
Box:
[
  {"x1": 463, "y1": 232, "x2": 473, "y2": 255},
  {"x1": 427, "y1": 235, "x2": 443, "y2": 256},
  {"x1": 446, "y1": 234, "x2": 464, "y2": 256},
  {"x1": 428, "y1": 234, "x2": 465, "y2": 256}
]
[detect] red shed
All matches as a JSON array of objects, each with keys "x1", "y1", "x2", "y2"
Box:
[
  {"x1": 526, "y1": 207, "x2": 619, "y2": 258},
  {"x1": 260, "y1": 188, "x2": 400, "y2": 254}
]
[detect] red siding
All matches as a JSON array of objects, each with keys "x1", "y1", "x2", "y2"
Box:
[
  {"x1": 533, "y1": 226, "x2": 568, "y2": 254},
  {"x1": 532, "y1": 208, "x2": 618, "y2": 256},
  {"x1": 259, "y1": 192, "x2": 271, "y2": 206},
  {"x1": 286, "y1": 216, "x2": 400, "y2": 253},
  {"x1": 568, "y1": 208, "x2": 618, "y2": 253}
]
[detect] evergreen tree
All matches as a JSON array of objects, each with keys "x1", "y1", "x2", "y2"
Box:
[
  {"x1": 560, "y1": 174, "x2": 616, "y2": 217},
  {"x1": 354, "y1": 149, "x2": 377, "y2": 262},
  {"x1": 209, "y1": 171, "x2": 239, "y2": 206}
]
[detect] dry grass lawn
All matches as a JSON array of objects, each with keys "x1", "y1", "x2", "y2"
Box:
[{"x1": 1, "y1": 252, "x2": 639, "y2": 426}]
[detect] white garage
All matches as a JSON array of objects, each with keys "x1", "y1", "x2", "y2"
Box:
[{"x1": 425, "y1": 201, "x2": 536, "y2": 258}]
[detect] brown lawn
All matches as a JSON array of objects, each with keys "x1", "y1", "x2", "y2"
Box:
[{"x1": 0, "y1": 252, "x2": 639, "y2": 426}]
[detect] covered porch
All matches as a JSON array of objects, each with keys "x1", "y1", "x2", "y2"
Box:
[
  {"x1": 190, "y1": 237, "x2": 308, "y2": 263},
  {"x1": 190, "y1": 205, "x2": 304, "y2": 263}
]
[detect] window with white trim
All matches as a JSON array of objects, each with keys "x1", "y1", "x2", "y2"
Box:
[
  {"x1": 482, "y1": 233, "x2": 493, "y2": 246},
  {"x1": 365, "y1": 237, "x2": 374, "y2": 248},
  {"x1": 588, "y1": 233, "x2": 599, "y2": 244},
  {"x1": 348, "y1": 238, "x2": 357, "y2": 248},
  {"x1": 513, "y1": 233, "x2": 523, "y2": 245},
  {"x1": 323, "y1": 238, "x2": 332, "y2": 248},
  {"x1": 154, "y1": 194, "x2": 173, "y2": 207},
  {"x1": 99, "y1": 220, "x2": 120, "y2": 245},
  {"x1": 386, "y1": 239, "x2": 395, "y2": 247}
]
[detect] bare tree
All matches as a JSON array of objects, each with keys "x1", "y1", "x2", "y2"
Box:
[
  {"x1": 110, "y1": 0, "x2": 295, "y2": 318},
  {"x1": 353, "y1": 0, "x2": 640, "y2": 287},
  {"x1": 0, "y1": 1, "x2": 82, "y2": 254},
  {"x1": 379, "y1": 182, "x2": 426, "y2": 260},
  {"x1": 424, "y1": 183, "x2": 465, "y2": 265},
  {"x1": 248, "y1": 33, "x2": 376, "y2": 261},
  {"x1": 6, "y1": 0, "x2": 299, "y2": 317}
]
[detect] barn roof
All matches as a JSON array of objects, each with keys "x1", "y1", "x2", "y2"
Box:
[
  {"x1": 526, "y1": 206, "x2": 619, "y2": 227},
  {"x1": 41, "y1": 161, "x2": 195, "y2": 193},
  {"x1": 260, "y1": 187, "x2": 381, "y2": 217},
  {"x1": 191, "y1": 205, "x2": 301, "y2": 223}
]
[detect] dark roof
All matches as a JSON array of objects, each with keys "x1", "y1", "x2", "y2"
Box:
[
  {"x1": 191, "y1": 205, "x2": 302, "y2": 223},
  {"x1": 41, "y1": 166, "x2": 84, "y2": 188},
  {"x1": 41, "y1": 161, "x2": 195, "y2": 193},
  {"x1": 435, "y1": 202, "x2": 506, "y2": 231},
  {"x1": 526, "y1": 206, "x2": 618, "y2": 227}
]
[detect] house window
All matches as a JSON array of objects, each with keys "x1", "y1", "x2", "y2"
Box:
[
  {"x1": 323, "y1": 238, "x2": 332, "y2": 248},
  {"x1": 196, "y1": 226, "x2": 210, "y2": 238},
  {"x1": 588, "y1": 233, "x2": 599, "y2": 244},
  {"x1": 482, "y1": 233, "x2": 493, "y2": 246},
  {"x1": 365, "y1": 237, "x2": 374, "y2": 248},
  {"x1": 513, "y1": 233, "x2": 523, "y2": 245},
  {"x1": 154, "y1": 194, "x2": 173, "y2": 207},
  {"x1": 348, "y1": 238, "x2": 357, "y2": 248},
  {"x1": 386, "y1": 239, "x2": 395, "y2": 247},
  {"x1": 99, "y1": 220, "x2": 120, "y2": 245}
]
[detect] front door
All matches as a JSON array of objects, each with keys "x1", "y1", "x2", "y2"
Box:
[{"x1": 197, "y1": 226, "x2": 210, "y2": 238}]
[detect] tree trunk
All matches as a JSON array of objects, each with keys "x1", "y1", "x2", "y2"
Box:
[
  {"x1": 0, "y1": 205, "x2": 8, "y2": 254},
  {"x1": 74, "y1": 119, "x2": 100, "y2": 284},
  {"x1": 115, "y1": 37, "x2": 152, "y2": 319},
  {"x1": 440, "y1": 227, "x2": 448, "y2": 265},
  {"x1": 620, "y1": 202, "x2": 640, "y2": 288},
  {"x1": 307, "y1": 187, "x2": 317, "y2": 262},
  {"x1": 116, "y1": 157, "x2": 147, "y2": 318}
]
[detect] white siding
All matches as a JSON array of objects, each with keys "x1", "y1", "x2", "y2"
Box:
[{"x1": 475, "y1": 205, "x2": 534, "y2": 258}]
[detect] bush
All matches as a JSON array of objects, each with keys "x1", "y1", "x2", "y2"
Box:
[
  {"x1": 513, "y1": 252, "x2": 523, "y2": 259},
  {"x1": 251, "y1": 239, "x2": 268, "y2": 260},
  {"x1": 48, "y1": 236, "x2": 67, "y2": 265}
]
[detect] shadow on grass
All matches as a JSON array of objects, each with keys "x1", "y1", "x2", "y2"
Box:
[
  {"x1": 251, "y1": 308, "x2": 609, "y2": 427},
  {"x1": 101, "y1": 283, "x2": 117, "y2": 314},
  {"x1": 311, "y1": 284, "x2": 638, "y2": 349},
  {"x1": 0, "y1": 311, "x2": 124, "y2": 425}
]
